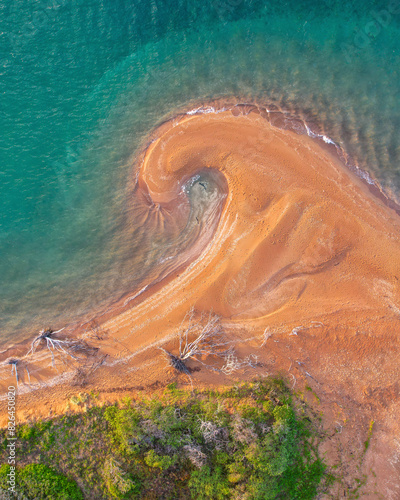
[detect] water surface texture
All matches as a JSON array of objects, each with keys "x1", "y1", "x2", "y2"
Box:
[{"x1": 1, "y1": 0, "x2": 400, "y2": 344}]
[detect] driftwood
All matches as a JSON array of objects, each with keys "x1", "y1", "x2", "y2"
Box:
[
  {"x1": 159, "y1": 309, "x2": 233, "y2": 375},
  {"x1": 27, "y1": 327, "x2": 97, "y2": 367},
  {"x1": 160, "y1": 309, "x2": 261, "y2": 378},
  {"x1": 6, "y1": 358, "x2": 30, "y2": 386},
  {"x1": 159, "y1": 348, "x2": 191, "y2": 375}
]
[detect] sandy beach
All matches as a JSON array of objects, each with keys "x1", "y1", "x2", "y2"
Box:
[{"x1": 1, "y1": 106, "x2": 400, "y2": 498}]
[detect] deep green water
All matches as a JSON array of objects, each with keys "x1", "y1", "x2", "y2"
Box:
[{"x1": 1, "y1": 0, "x2": 400, "y2": 344}]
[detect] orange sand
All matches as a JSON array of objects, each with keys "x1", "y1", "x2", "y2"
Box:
[{"x1": 1, "y1": 109, "x2": 400, "y2": 498}]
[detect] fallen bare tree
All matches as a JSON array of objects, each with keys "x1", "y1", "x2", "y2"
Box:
[
  {"x1": 158, "y1": 348, "x2": 192, "y2": 375},
  {"x1": 159, "y1": 309, "x2": 234, "y2": 373},
  {"x1": 27, "y1": 327, "x2": 97, "y2": 367},
  {"x1": 159, "y1": 309, "x2": 264, "y2": 382},
  {"x1": 6, "y1": 358, "x2": 30, "y2": 386}
]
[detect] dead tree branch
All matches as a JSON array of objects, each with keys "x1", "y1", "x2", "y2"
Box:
[
  {"x1": 27, "y1": 327, "x2": 96, "y2": 367},
  {"x1": 159, "y1": 309, "x2": 260, "y2": 381},
  {"x1": 159, "y1": 309, "x2": 234, "y2": 377},
  {"x1": 221, "y1": 353, "x2": 259, "y2": 375},
  {"x1": 6, "y1": 358, "x2": 31, "y2": 386}
]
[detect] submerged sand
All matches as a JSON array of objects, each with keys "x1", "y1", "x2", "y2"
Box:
[{"x1": 1, "y1": 107, "x2": 400, "y2": 498}]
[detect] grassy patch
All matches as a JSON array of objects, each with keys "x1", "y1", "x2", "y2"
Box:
[{"x1": 0, "y1": 378, "x2": 331, "y2": 499}]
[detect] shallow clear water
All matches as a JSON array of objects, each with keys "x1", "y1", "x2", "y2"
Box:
[{"x1": 1, "y1": 0, "x2": 400, "y2": 344}]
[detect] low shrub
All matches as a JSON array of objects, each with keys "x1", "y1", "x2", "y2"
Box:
[{"x1": 0, "y1": 463, "x2": 83, "y2": 499}]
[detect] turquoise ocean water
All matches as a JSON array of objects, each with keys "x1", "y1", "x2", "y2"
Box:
[{"x1": 1, "y1": 0, "x2": 400, "y2": 344}]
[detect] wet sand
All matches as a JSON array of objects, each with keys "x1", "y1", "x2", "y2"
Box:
[{"x1": 1, "y1": 108, "x2": 400, "y2": 498}]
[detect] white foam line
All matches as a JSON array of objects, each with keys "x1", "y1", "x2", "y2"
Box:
[
  {"x1": 188, "y1": 105, "x2": 339, "y2": 148},
  {"x1": 354, "y1": 165, "x2": 376, "y2": 186},
  {"x1": 187, "y1": 106, "x2": 228, "y2": 116},
  {"x1": 322, "y1": 135, "x2": 335, "y2": 145},
  {"x1": 123, "y1": 284, "x2": 149, "y2": 307}
]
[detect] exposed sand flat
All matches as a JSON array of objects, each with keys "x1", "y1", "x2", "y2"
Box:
[{"x1": 1, "y1": 108, "x2": 400, "y2": 498}]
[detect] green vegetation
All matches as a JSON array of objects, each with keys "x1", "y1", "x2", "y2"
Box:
[
  {"x1": 0, "y1": 378, "x2": 331, "y2": 499},
  {"x1": 0, "y1": 463, "x2": 83, "y2": 499}
]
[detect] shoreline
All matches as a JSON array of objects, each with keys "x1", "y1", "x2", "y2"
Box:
[
  {"x1": 3, "y1": 96, "x2": 400, "y2": 357},
  {"x1": 2, "y1": 105, "x2": 400, "y2": 495},
  {"x1": 0, "y1": 103, "x2": 399, "y2": 391},
  {"x1": 2, "y1": 99, "x2": 400, "y2": 373}
]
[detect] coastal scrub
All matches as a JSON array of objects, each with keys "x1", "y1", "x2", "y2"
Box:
[{"x1": 0, "y1": 378, "x2": 330, "y2": 499}]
